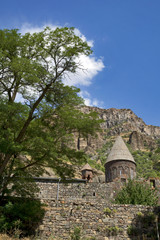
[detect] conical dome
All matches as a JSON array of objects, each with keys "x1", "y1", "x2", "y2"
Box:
[
  {"x1": 81, "y1": 163, "x2": 93, "y2": 171},
  {"x1": 105, "y1": 136, "x2": 135, "y2": 164}
]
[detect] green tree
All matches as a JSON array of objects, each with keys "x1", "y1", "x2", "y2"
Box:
[
  {"x1": 0, "y1": 27, "x2": 101, "y2": 199},
  {"x1": 115, "y1": 179, "x2": 158, "y2": 206},
  {"x1": 0, "y1": 198, "x2": 45, "y2": 236}
]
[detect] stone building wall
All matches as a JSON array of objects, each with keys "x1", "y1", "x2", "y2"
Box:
[
  {"x1": 105, "y1": 160, "x2": 136, "y2": 183},
  {"x1": 35, "y1": 180, "x2": 122, "y2": 202},
  {"x1": 33, "y1": 179, "x2": 160, "y2": 239},
  {"x1": 35, "y1": 178, "x2": 160, "y2": 204},
  {"x1": 38, "y1": 199, "x2": 160, "y2": 240}
]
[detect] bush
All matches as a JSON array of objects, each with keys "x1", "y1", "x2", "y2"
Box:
[
  {"x1": 0, "y1": 198, "x2": 45, "y2": 237},
  {"x1": 70, "y1": 227, "x2": 81, "y2": 240},
  {"x1": 103, "y1": 207, "x2": 112, "y2": 216},
  {"x1": 105, "y1": 226, "x2": 123, "y2": 236},
  {"x1": 127, "y1": 225, "x2": 140, "y2": 236},
  {"x1": 127, "y1": 211, "x2": 158, "y2": 238},
  {"x1": 115, "y1": 179, "x2": 158, "y2": 206}
]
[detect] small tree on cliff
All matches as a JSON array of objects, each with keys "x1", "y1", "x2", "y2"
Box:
[
  {"x1": 115, "y1": 179, "x2": 158, "y2": 206},
  {"x1": 0, "y1": 27, "x2": 101, "y2": 199}
]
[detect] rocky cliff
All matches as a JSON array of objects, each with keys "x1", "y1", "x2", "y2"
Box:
[{"x1": 76, "y1": 106, "x2": 160, "y2": 153}]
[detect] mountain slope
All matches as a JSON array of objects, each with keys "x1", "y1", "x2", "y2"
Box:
[{"x1": 76, "y1": 106, "x2": 160, "y2": 153}]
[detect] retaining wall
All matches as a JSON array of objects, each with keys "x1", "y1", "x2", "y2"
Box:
[
  {"x1": 33, "y1": 179, "x2": 160, "y2": 239},
  {"x1": 38, "y1": 199, "x2": 159, "y2": 240}
]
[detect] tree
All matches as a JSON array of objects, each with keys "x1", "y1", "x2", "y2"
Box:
[
  {"x1": 115, "y1": 179, "x2": 158, "y2": 206},
  {"x1": 0, "y1": 198, "x2": 45, "y2": 236},
  {"x1": 0, "y1": 27, "x2": 101, "y2": 199}
]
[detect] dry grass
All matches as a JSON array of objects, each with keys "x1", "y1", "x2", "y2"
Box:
[{"x1": 0, "y1": 234, "x2": 30, "y2": 240}]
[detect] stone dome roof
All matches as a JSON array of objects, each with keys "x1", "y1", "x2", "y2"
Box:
[
  {"x1": 105, "y1": 136, "x2": 135, "y2": 164},
  {"x1": 81, "y1": 163, "x2": 93, "y2": 171}
]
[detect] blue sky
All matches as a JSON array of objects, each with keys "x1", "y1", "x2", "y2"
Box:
[{"x1": 1, "y1": 0, "x2": 160, "y2": 126}]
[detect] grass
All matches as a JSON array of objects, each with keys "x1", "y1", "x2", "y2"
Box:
[{"x1": 0, "y1": 234, "x2": 30, "y2": 240}]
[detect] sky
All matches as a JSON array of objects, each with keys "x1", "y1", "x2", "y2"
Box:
[{"x1": 0, "y1": 0, "x2": 160, "y2": 126}]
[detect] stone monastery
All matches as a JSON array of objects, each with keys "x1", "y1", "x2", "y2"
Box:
[
  {"x1": 82, "y1": 136, "x2": 137, "y2": 183},
  {"x1": 35, "y1": 136, "x2": 160, "y2": 239},
  {"x1": 36, "y1": 135, "x2": 160, "y2": 200}
]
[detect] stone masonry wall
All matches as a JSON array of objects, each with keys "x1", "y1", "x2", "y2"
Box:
[
  {"x1": 34, "y1": 180, "x2": 160, "y2": 240},
  {"x1": 35, "y1": 178, "x2": 160, "y2": 203},
  {"x1": 38, "y1": 199, "x2": 160, "y2": 240},
  {"x1": 35, "y1": 180, "x2": 122, "y2": 202}
]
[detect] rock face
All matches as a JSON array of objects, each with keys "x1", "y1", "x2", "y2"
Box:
[
  {"x1": 129, "y1": 131, "x2": 144, "y2": 150},
  {"x1": 75, "y1": 106, "x2": 160, "y2": 153}
]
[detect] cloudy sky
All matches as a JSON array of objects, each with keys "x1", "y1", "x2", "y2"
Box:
[{"x1": 1, "y1": 0, "x2": 160, "y2": 126}]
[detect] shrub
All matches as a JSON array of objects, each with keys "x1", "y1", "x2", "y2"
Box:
[
  {"x1": 103, "y1": 207, "x2": 112, "y2": 216},
  {"x1": 127, "y1": 211, "x2": 158, "y2": 238},
  {"x1": 115, "y1": 179, "x2": 158, "y2": 206},
  {"x1": 105, "y1": 226, "x2": 123, "y2": 236},
  {"x1": 0, "y1": 198, "x2": 45, "y2": 237},
  {"x1": 70, "y1": 227, "x2": 81, "y2": 240},
  {"x1": 127, "y1": 226, "x2": 140, "y2": 236},
  {"x1": 103, "y1": 207, "x2": 117, "y2": 216}
]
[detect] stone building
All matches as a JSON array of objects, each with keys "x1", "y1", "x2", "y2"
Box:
[
  {"x1": 81, "y1": 163, "x2": 93, "y2": 182},
  {"x1": 105, "y1": 136, "x2": 136, "y2": 183}
]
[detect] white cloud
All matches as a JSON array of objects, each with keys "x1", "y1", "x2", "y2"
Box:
[
  {"x1": 20, "y1": 23, "x2": 105, "y2": 87},
  {"x1": 63, "y1": 54, "x2": 104, "y2": 86},
  {"x1": 79, "y1": 90, "x2": 91, "y2": 98},
  {"x1": 74, "y1": 28, "x2": 94, "y2": 47},
  {"x1": 20, "y1": 23, "x2": 59, "y2": 35},
  {"x1": 79, "y1": 91, "x2": 104, "y2": 108}
]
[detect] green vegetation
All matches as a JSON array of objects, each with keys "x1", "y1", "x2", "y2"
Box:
[
  {"x1": 0, "y1": 27, "x2": 102, "y2": 199},
  {"x1": 115, "y1": 179, "x2": 158, "y2": 206},
  {"x1": 96, "y1": 137, "x2": 113, "y2": 166},
  {"x1": 70, "y1": 227, "x2": 81, "y2": 240},
  {"x1": 127, "y1": 225, "x2": 140, "y2": 236},
  {"x1": 132, "y1": 150, "x2": 160, "y2": 178},
  {"x1": 104, "y1": 226, "x2": 123, "y2": 236},
  {"x1": 127, "y1": 211, "x2": 158, "y2": 239},
  {"x1": 70, "y1": 227, "x2": 96, "y2": 240},
  {"x1": 87, "y1": 157, "x2": 105, "y2": 172},
  {"x1": 103, "y1": 207, "x2": 117, "y2": 216},
  {"x1": 87, "y1": 137, "x2": 114, "y2": 173},
  {"x1": 103, "y1": 207, "x2": 112, "y2": 216},
  {"x1": 0, "y1": 198, "x2": 45, "y2": 237}
]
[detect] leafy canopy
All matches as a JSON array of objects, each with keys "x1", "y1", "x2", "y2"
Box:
[{"x1": 0, "y1": 27, "x2": 101, "y2": 198}]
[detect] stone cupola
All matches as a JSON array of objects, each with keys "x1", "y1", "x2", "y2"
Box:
[
  {"x1": 81, "y1": 163, "x2": 93, "y2": 182},
  {"x1": 104, "y1": 136, "x2": 136, "y2": 183}
]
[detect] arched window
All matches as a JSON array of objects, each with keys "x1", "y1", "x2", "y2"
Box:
[
  {"x1": 118, "y1": 166, "x2": 123, "y2": 176},
  {"x1": 108, "y1": 169, "x2": 111, "y2": 181},
  {"x1": 112, "y1": 167, "x2": 117, "y2": 178},
  {"x1": 125, "y1": 166, "x2": 129, "y2": 176}
]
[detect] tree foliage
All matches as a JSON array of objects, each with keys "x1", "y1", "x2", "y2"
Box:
[
  {"x1": 0, "y1": 27, "x2": 101, "y2": 199},
  {"x1": 115, "y1": 179, "x2": 158, "y2": 206},
  {"x1": 0, "y1": 198, "x2": 45, "y2": 236}
]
